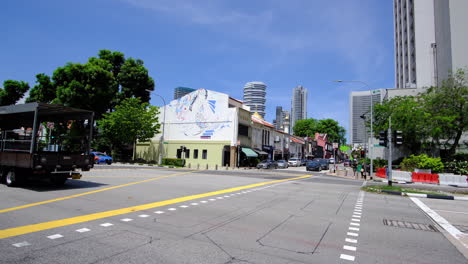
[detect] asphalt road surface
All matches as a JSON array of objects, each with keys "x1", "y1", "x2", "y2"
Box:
[{"x1": 0, "y1": 165, "x2": 467, "y2": 264}]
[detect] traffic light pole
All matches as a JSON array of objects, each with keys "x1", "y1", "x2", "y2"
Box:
[{"x1": 387, "y1": 116, "x2": 392, "y2": 186}]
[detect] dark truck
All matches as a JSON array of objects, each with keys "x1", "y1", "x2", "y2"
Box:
[{"x1": 0, "y1": 103, "x2": 94, "y2": 186}]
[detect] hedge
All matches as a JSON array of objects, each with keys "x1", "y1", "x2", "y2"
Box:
[{"x1": 162, "y1": 158, "x2": 186, "y2": 167}]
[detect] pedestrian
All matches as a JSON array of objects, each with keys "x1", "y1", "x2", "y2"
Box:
[{"x1": 357, "y1": 163, "x2": 362, "y2": 179}]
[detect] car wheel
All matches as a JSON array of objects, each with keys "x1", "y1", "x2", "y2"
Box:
[
  {"x1": 5, "y1": 169, "x2": 18, "y2": 187},
  {"x1": 106, "y1": 160, "x2": 112, "y2": 165}
]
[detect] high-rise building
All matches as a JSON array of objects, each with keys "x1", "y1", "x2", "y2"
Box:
[
  {"x1": 274, "y1": 106, "x2": 283, "y2": 130},
  {"x1": 291, "y1": 86, "x2": 307, "y2": 133},
  {"x1": 349, "y1": 90, "x2": 385, "y2": 145},
  {"x1": 394, "y1": 0, "x2": 468, "y2": 89},
  {"x1": 243, "y1": 82, "x2": 267, "y2": 118},
  {"x1": 174, "y1": 87, "x2": 196, "y2": 100},
  {"x1": 273, "y1": 106, "x2": 290, "y2": 134}
]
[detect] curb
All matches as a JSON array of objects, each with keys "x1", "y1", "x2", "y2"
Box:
[{"x1": 381, "y1": 190, "x2": 468, "y2": 201}]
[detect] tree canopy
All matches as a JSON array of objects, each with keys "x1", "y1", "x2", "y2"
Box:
[
  {"x1": 0, "y1": 80, "x2": 29, "y2": 106},
  {"x1": 26, "y1": 49, "x2": 155, "y2": 117},
  {"x1": 293, "y1": 118, "x2": 346, "y2": 145},
  {"x1": 97, "y1": 97, "x2": 160, "y2": 156},
  {"x1": 372, "y1": 68, "x2": 468, "y2": 156}
]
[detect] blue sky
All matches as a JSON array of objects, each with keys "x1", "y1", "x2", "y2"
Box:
[{"x1": 1, "y1": 0, "x2": 395, "y2": 140}]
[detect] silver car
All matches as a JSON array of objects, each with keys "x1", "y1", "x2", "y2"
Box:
[
  {"x1": 288, "y1": 158, "x2": 300, "y2": 167},
  {"x1": 276, "y1": 160, "x2": 289, "y2": 169}
]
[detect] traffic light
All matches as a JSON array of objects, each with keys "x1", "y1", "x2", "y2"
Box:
[
  {"x1": 394, "y1": 130, "x2": 403, "y2": 145},
  {"x1": 379, "y1": 130, "x2": 388, "y2": 147}
]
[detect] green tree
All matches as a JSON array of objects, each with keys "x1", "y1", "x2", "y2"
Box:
[
  {"x1": 97, "y1": 97, "x2": 160, "y2": 158},
  {"x1": 26, "y1": 73, "x2": 56, "y2": 103},
  {"x1": 53, "y1": 61, "x2": 118, "y2": 117},
  {"x1": 422, "y1": 69, "x2": 468, "y2": 155},
  {"x1": 117, "y1": 58, "x2": 154, "y2": 103},
  {"x1": 293, "y1": 118, "x2": 346, "y2": 145},
  {"x1": 0, "y1": 80, "x2": 29, "y2": 106},
  {"x1": 373, "y1": 96, "x2": 430, "y2": 154}
]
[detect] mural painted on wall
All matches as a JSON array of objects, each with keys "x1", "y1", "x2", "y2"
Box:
[{"x1": 165, "y1": 89, "x2": 234, "y2": 140}]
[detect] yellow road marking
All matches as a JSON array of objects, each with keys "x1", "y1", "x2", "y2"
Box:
[
  {"x1": 0, "y1": 171, "x2": 199, "y2": 214},
  {"x1": 0, "y1": 175, "x2": 312, "y2": 239}
]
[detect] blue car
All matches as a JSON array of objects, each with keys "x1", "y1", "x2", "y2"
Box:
[{"x1": 92, "y1": 152, "x2": 113, "y2": 165}]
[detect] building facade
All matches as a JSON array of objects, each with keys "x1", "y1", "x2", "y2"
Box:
[
  {"x1": 394, "y1": 0, "x2": 468, "y2": 89},
  {"x1": 243, "y1": 82, "x2": 267, "y2": 118},
  {"x1": 349, "y1": 90, "x2": 385, "y2": 145},
  {"x1": 173, "y1": 87, "x2": 196, "y2": 100},
  {"x1": 291, "y1": 85, "x2": 307, "y2": 133}
]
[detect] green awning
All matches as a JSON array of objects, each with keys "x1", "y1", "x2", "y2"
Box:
[{"x1": 241, "y1": 147, "x2": 258, "y2": 157}]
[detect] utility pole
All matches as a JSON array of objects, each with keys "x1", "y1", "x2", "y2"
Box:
[{"x1": 387, "y1": 116, "x2": 392, "y2": 186}]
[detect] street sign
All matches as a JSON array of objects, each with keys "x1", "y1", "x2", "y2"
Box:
[
  {"x1": 372, "y1": 89, "x2": 381, "y2": 94},
  {"x1": 374, "y1": 144, "x2": 385, "y2": 147}
]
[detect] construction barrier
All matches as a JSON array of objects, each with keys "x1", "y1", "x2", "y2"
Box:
[
  {"x1": 438, "y1": 173, "x2": 458, "y2": 186},
  {"x1": 391, "y1": 170, "x2": 412, "y2": 182},
  {"x1": 375, "y1": 168, "x2": 386, "y2": 178},
  {"x1": 412, "y1": 172, "x2": 439, "y2": 184}
]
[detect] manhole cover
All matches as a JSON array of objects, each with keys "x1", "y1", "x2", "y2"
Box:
[{"x1": 383, "y1": 219, "x2": 438, "y2": 232}]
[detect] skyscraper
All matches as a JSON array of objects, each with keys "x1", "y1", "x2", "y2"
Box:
[
  {"x1": 394, "y1": 0, "x2": 468, "y2": 89},
  {"x1": 243, "y1": 82, "x2": 267, "y2": 118},
  {"x1": 291, "y1": 86, "x2": 307, "y2": 133},
  {"x1": 274, "y1": 106, "x2": 283, "y2": 130},
  {"x1": 174, "y1": 87, "x2": 196, "y2": 100}
]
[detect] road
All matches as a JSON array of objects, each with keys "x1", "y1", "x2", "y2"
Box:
[{"x1": 0, "y1": 165, "x2": 467, "y2": 264}]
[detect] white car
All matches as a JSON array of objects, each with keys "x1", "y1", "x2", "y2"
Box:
[
  {"x1": 329, "y1": 158, "x2": 335, "y2": 164},
  {"x1": 288, "y1": 158, "x2": 300, "y2": 167}
]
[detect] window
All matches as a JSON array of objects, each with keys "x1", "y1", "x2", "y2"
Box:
[
  {"x1": 185, "y1": 149, "x2": 190, "y2": 159},
  {"x1": 176, "y1": 149, "x2": 182, "y2": 159},
  {"x1": 202, "y1": 149, "x2": 207, "y2": 159},
  {"x1": 194, "y1": 149, "x2": 199, "y2": 159},
  {"x1": 238, "y1": 124, "x2": 249, "y2": 136}
]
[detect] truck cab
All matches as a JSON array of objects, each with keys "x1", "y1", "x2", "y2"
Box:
[{"x1": 0, "y1": 103, "x2": 95, "y2": 186}]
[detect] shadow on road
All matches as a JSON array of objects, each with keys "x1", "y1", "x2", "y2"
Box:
[{"x1": 16, "y1": 179, "x2": 108, "y2": 192}]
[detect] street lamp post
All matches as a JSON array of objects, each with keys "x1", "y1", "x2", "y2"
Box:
[
  {"x1": 146, "y1": 90, "x2": 166, "y2": 165},
  {"x1": 334, "y1": 80, "x2": 374, "y2": 179}
]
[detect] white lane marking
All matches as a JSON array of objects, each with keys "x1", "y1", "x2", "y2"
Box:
[
  {"x1": 354, "y1": 212, "x2": 362, "y2": 215},
  {"x1": 344, "y1": 245, "x2": 357, "y2": 251},
  {"x1": 347, "y1": 232, "x2": 358, "y2": 237},
  {"x1": 340, "y1": 254, "x2": 355, "y2": 261},
  {"x1": 180, "y1": 205, "x2": 189, "y2": 208},
  {"x1": 217, "y1": 197, "x2": 224, "y2": 199},
  {"x1": 355, "y1": 209, "x2": 362, "y2": 212},
  {"x1": 350, "y1": 223, "x2": 360, "y2": 227},
  {"x1": 200, "y1": 201, "x2": 208, "y2": 203},
  {"x1": 168, "y1": 208, "x2": 177, "y2": 211},
  {"x1": 435, "y1": 209, "x2": 468, "y2": 215},
  {"x1": 191, "y1": 203, "x2": 199, "y2": 205},
  {"x1": 12, "y1": 241, "x2": 31, "y2": 247},
  {"x1": 139, "y1": 214, "x2": 150, "y2": 218},
  {"x1": 100, "y1": 223, "x2": 113, "y2": 227},
  {"x1": 224, "y1": 195, "x2": 230, "y2": 198},
  {"x1": 346, "y1": 238, "x2": 358, "y2": 243},
  {"x1": 121, "y1": 218, "x2": 133, "y2": 222},
  {"x1": 209, "y1": 199, "x2": 216, "y2": 201},
  {"x1": 76, "y1": 228, "x2": 90, "y2": 233},
  {"x1": 410, "y1": 197, "x2": 468, "y2": 249},
  {"x1": 155, "y1": 211, "x2": 164, "y2": 214},
  {"x1": 352, "y1": 215, "x2": 361, "y2": 218},
  {"x1": 237, "y1": 193, "x2": 242, "y2": 195},
  {"x1": 405, "y1": 193, "x2": 426, "y2": 198},
  {"x1": 349, "y1": 227, "x2": 360, "y2": 231},
  {"x1": 352, "y1": 218, "x2": 361, "y2": 222},
  {"x1": 47, "y1": 234, "x2": 63, "y2": 239}
]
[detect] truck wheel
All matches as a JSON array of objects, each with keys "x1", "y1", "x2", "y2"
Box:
[{"x1": 5, "y1": 169, "x2": 18, "y2": 187}]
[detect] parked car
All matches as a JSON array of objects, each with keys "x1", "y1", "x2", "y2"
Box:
[
  {"x1": 300, "y1": 159, "x2": 307, "y2": 166},
  {"x1": 256, "y1": 160, "x2": 278, "y2": 169},
  {"x1": 316, "y1": 158, "x2": 329, "y2": 170},
  {"x1": 276, "y1": 160, "x2": 289, "y2": 169},
  {"x1": 306, "y1": 160, "x2": 321, "y2": 171},
  {"x1": 288, "y1": 158, "x2": 300, "y2": 167},
  {"x1": 329, "y1": 158, "x2": 335, "y2": 164},
  {"x1": 92, "y1": 152, "x2": 113, "y2": 165}
]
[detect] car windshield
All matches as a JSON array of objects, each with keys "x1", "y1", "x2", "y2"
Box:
[{"x1": 94, "y1": 152, "x2": 107, "y2": 156}]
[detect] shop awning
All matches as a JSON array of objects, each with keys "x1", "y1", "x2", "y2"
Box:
[
  {"x1": 241, "y1": 147, "x2": 258, "y2": 157},
  {"x1": 254, "y1": 149, "x2": 268, "y2": 155}
]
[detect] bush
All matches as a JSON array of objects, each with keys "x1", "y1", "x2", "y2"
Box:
[
  {"x1": 162, "y1": 158, "x2": 186, "y2": 167},
  {"x1": 444, "y1": 160, "x2": 468, "y2": 175},
  {"x1": 373, "y1": 158, "x2": 387, "y2": 169},
  {"x1": 400, "y1": 154, "x2": 444, "y2": 173}
]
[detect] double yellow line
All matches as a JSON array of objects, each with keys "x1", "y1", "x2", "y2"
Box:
[{"x1": 0, "y1": 175, "x2": 311, "y2": 239}]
